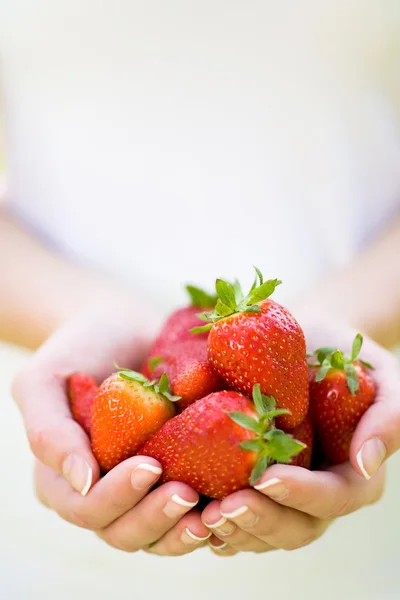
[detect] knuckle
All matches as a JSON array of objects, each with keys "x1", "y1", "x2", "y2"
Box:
[
  {"x1": 326, "y1": 496, "x2": 351, "y2": 519},
  {"x1": 68, "y1": 506, "x2": 96, "y2": 530},
  {"x1": 27, "y1": 425, "x2": 50, "y2": 461},
  {"x1": 97, "y1": 529, "x2": 139, "y2": 553},
  {"x1": 283, "y1": 535, "x2": 315, "y2": 551},
  {"x1": 257, "y1": 520, "x2": 278, "y2": 539}
]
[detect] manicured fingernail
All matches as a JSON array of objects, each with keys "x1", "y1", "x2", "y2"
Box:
[
  {"x1": 221, "y1": 505, "x2": 258, "y2": 527},
  {"x1": 62, "y1": 453, "x2": 93, "y2": 496},
  {"x1": 131, "y1": 464, "x2": 162, "y2": 490},
  {"x1": 356, "y1": 438, "x2": 386, "y2": 480},
  {"x1": 180, "y1": 528, "x2": 212, "y2": 547},
  {"x1": 163, "y1": 494, "x2": 198, "y2": 518},
  {"x1": 221, "y1": 506, "x2": 249, "y2": 519},
  {"x1": 211, "y1": 520, "x2": 236, "y2": 537},
  {"x1": 209, "y1": 540, "x2": 228, "y2": 551},
  {"x1": 254, "y1": 477, "x2": 288, "y2": 499}
]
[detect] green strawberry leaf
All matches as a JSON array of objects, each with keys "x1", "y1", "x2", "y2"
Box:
[
  {"x1": 118, "y1": 369, "x2": 181, "y2": 402},
  {"x1": 239, "y1": 439, "x2": 262, "y2": 452},
  {"x1": 359, "y1": 359, "x2": 374, "y2": 370},
  {"x1": 228, "y1": 411, "x2": 261, "y2": 433},
  {"x1": 261, "y1": 409, "x2": 291, "y2": 421},
  {"x1": 263, "y1": 430, "x2": 306, "y2": 463},
  {"x1": 330, "y1": 350, "x2": 345, "y2": 370},
  {"x1": 243, "y1": 305, "x2": 261, "y2": 313},
  {"x1": 190, "y1": 323, "x2": 213, "y2": 334},
  {"x1": 215, "y1": 279, "x2": 237, "y2": 311},
  {"x1": 315, "y1": 347, "x2": 336, "y2": 364},
  {"x1": 315, "y1": 363, "x2": 332, "y2": 382},
  {"x1": 345, "y1": 363, "x2": 359, "y2": 396},
  {"x1": 118, "y1": 370, "x2": 149, "y2": 384},
  {"x1": 157, "y1": 373, "x2": 169, "y2": 395},
  {"x1": 233, "y1": 279, "x2": 244, "y2": 304},
  {"x1": 249, "y1": 454, "x2": 269, "y2": 486},
  {"x1": 351, "y1": 333, "x2": 363, "y2": 361},
  {"x1": 246, "y1": 279, "x2": 282, "y2": 305},
  {"x1": 215, "y1": 298, "x2": 234, "y2": 317},
  {"x1": 254, "y1": 266, "x2": 264, "y2": 286},
  {"x1": 252, "y1": 384, "x2": 276, "y2": 415},
  {"x1": 148, "y1": 356, "x2": 163, "y2": 371},
  {"x1": 185, "y1": 284, "x2": 217, "y2": 309}
]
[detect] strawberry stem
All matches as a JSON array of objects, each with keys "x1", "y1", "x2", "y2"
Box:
[
  {"x1": 309, "y1": 333, "x2": 373, "y2": 396},
  {"x1": 116, "y1": 368, "x2": 181, "y2": 403},
  {"x1": 228, "y1": 384, "x2": 306, "y2": 485},
  {"x1": 190, "y1": 267, "x2": 282, "y2": 333}
]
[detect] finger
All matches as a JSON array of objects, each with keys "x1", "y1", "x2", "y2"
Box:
[
  {"x1": 350, "y1": 358, "x2": 400, "y2": 479},
  {"x1": 13, "y1": 370, "x2": 99, "y2": 495},
  {"x1": 98, "y1": 482, "x2": 199, "y2": 552},
  {"x1": 252, "y1": 463, "x2": 386, "y2": 519},
  {"x1": 145, "y1": 511, "x2": 211, "y2": 556},
  {"x1": 216, "y1": 489, "x2": 324, "y2": 551},
  {"x1": 35, "y1": 456, "x2": 163, "y2": 529},
  {"x1": 208, "y1": 536, "x2": 238, "y2": 556},
  {"x1": 202, "y1": 500, "x2": 275, "y2": 553}
]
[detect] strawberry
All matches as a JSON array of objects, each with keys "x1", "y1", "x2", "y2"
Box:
[
  {"x1": 192, "y1": 268, "x2": 309, "y2": 428},
  {"x1": 284, "y1": 415, "x2": 313, "y2": 468},
  {"x1": 141, "y1": 284, "x2": 216, "y2": 378},
  {"x1": 140, "y1": 384, "x2": 306, "y2": 499},
  {"x1": 91, "y1": 370, "x2": 178, "y2": 472},
  {"x1": 308, "y1": 333, "x2": 376, "y2": 465},
  {"x1": 67, "y1": 372, "x2": 98, "y2": 436},
  {"x1": 148, "y1": 338, "x2": 224, "y2": 410}
]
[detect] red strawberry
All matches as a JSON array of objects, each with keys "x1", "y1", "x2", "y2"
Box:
[
  {"x1": 284, "y1": 415, "x2": 313, "y2": 468},
  {"x1": 141, "y1": 384, "x2": 306, "y2": 499},
  {"x1": 67, "y1": 372, "x2": 98, "y2": 436},
  {"x1": 91, "y1": 370, "x2": 178, "y2": 472},
  {"x1": 141, "y1": 284, "x2": 216, "y2": 378},
  {"x1": 309, "y1": 333, "x2": 376, "y2": 465},
  {"x1": 148, "y1": 338, "x2": 224, "y2": 410},
  {"x1": 192, "y1": 269, "x2": 309, "y2": 428}
]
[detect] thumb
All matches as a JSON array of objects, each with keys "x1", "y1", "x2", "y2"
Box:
[{"x1": 12, "y1": 368, "x2": 100, "y2": 496}]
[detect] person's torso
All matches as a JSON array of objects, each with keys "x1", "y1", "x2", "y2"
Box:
[{"x1": 1, "y1": 1, "x2": 400, "y2": 310}]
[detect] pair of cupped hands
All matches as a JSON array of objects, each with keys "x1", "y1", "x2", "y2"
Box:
[{"x1": 12, "y1": 305, "x2": 400, "y2": 557}]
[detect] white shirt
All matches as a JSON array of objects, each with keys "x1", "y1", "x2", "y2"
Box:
[{"x1": 1, "y1": 2, "x2": 400, "y2": 599}]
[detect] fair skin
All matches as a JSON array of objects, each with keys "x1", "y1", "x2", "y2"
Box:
[{"x1": 2, "y1": 204, "x2": 400, "y2": 556}]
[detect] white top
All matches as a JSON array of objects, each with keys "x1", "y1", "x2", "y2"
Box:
[
  {"x1": 0, "y1": 2, "x2": 400, "y2": 599},
  {"x1": 1, "y1": 1, "x2": 400, "y2": 310}
]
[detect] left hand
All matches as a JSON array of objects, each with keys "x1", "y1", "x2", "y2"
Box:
[{"x1": 201, "y1": 323, "x2": 400, "y2": 556}]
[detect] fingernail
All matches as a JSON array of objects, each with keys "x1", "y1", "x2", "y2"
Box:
[
  {"x1": 209, "y1": 540, "x2": 228, "y2": 551},
  {"x1": 131, "y1": 464, "x2": 162, "y2": 490},
  {"x1": 356, "y1": 438, "x2": 386, "y2": 480},
  {"x1": 221, "y1": 506, "x2": 249, "y2": 519},
  {"x1": 163, "y1": 494, "x2": 198, "y2": 518},
  {"x1": 180, "y1": 528, "x2": 211, "y2": 547},
  {"x1": 204, "y1": 516, "x2": 236, "y2": 536},
  {"x1": 221, "y1": 505, "x2": 258, "y2": 527},
  {"x1": 254, "y1": 477, "x2": 288, "y2": 499},
  {"x1": 62, "y1": 453, "x2": 93, "y2": 496}
]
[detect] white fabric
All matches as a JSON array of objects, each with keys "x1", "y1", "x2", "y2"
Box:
[{"x1": 0, "y1": 2, "x2": 400, "y2": 598}]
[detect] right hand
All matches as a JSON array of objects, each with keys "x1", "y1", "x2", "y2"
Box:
[{"x1": 12, "y1": 308, "x2": 210, "y2": 555}]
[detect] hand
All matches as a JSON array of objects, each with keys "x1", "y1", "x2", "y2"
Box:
[
  {"x1": 201, "y1": 323, "x2": 400, "y2": 556},
  {"x1": 12, "y1": 307, "x2": 210, "y2": 556}
]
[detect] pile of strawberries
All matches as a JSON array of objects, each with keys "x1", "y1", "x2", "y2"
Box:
[{"x1": 68, "y1": 269, "x2": 376, "y2": 499}]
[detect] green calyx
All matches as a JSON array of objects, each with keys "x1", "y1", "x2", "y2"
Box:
[
  {"x1": 190, "y1": 267, "x2": 282, "y2": 334},
  {"x1": 116, "y1": 368, "x2": 181, "y2": 403},
  {"x1": 228, "y1": 384, "x2": 306, "y2": 485},
  {"x1": 185, "y1": 284, "x2": 218, "y2": 309},
  {"x1": 147, "y1": 356, "x2": 163, "y2": 372},
  {"x1": 310, "y1": 333, "x2": 374, "y2": 396}
]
